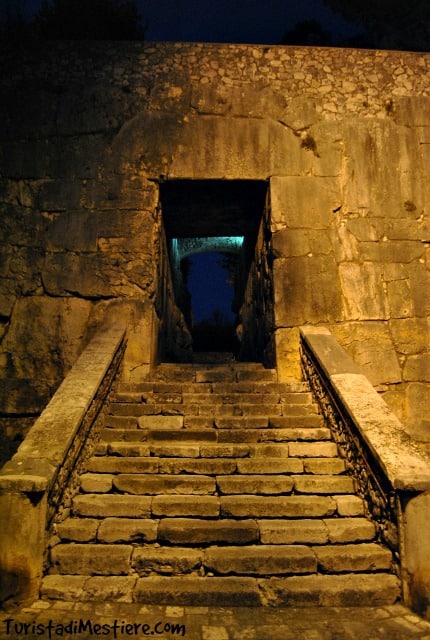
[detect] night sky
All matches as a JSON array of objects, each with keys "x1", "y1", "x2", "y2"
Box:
[{"x1": 13, "y1": 0, "x2": 357, "y2": 45}]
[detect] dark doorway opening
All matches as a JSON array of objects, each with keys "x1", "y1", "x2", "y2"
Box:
[
  {"x1": 159, "y1": 179, "x2": 269, "y2": 360},
  {"x1": 186, "y1": 251, "x2": 238, "y2": 353}
]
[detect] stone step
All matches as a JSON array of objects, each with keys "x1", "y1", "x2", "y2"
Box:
[
  {"x1": 99, "y1": 426, "x2": 336, "y2": 446},
  {"x1": 145, "y1": 365, "x2": 278, "y2": 384},
  {"x1": 107, "y1": 404, "x2": 321, "y2": 422},
  {"x1": 56, "y1": 516, "x2": 377, "y2": 544},
  {"x1": 40, "y1": 573, "x2": 400, "y2": 607},
  {"x1": 72, "y1": 494, "x2": 365, "y2": 520},
  {"x1": 77, "y1": 472, "x2": 352, "y2": 495},
  {"x1": 116, "y1": 381, "x2": 310, "y2": 395}
]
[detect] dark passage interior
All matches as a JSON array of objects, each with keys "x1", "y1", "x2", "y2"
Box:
[{"x1": 159, "y1": 179, "x2": 273, "y2": 363}]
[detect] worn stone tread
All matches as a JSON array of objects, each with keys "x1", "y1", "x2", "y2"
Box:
[
  {"x1": 260, "y1": 573, "x2": 400, "y2": 607},
  {"x1": 50, "y1": 545, "x2": 132, "y2": 575},
  {"x1": 152, "y1": 495, "x2": 220, "y2": 517},
  {"x1": 158, "y1": 518, "x2": 260, "y2": 545},
  {"x1": 133, "y1": 576, "x2": 262, "y2": 606},
  {"x1": 73, "y1": 494, "x2": 152, "y2": 518},
  {"x1": 204, "y1": 545, "x2": 317, "y2": 576},
  {"x1": 220, "y1": 495, "x2": 337, "y2": 518},
  {"x1": 113, "y1": 473, "x2": 216, "y2": 495},
  {"x1": 217, "y1": 475, "x2": 295, "y2": 495},
  {"x1": 312, "y1": 543, "x2": 393, "y2": 573}
]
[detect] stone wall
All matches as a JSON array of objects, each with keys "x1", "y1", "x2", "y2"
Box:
[{"x1": 0, "y1": 40, "x2": 429, "y2": 448}]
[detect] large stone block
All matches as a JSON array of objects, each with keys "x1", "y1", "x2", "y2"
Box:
[
  {"x1": 270, "y1": 176, "x2": 341, "y2": 232},
  {"x1": 273, "y1": 255, "x2": 343, "y2": 325},
  {"x1": 167, "y1": 116, "x2": 310, "y2": 180},
  {"x1": 329, "y1": 321, "x2": 402, "y2": 385},
  {"x1": 340, "y1": 120, "x2": 425, "y2": 218},
  {"x1": 389, "y1": 318, "x2": 429, "y2": 355},
  {"x1": 97, "y1": 518, "x2": 158, "y2": 543},
  {"x1": 158, "y1": 518, "x2": 259, "y2": 545},
  {"x1": 406, "y1": 383, "x2": 430, "y2": 441},
  {"x1": 259, "y1": 519, "x2": 328, "y2": 545},
  {"x1": 204, "y1": 545, "x2": 317, "y2": 576},
  {"x1": 50, "y1": 544, "x2": 131, "y2": 575},
  {"x1": 133, "y1": 547, "x2": 202, "y2": 576},
  {"x1": 274, "y1": 327, "x2": 302, "y2": 381},
  {"x1": 403, "y1": 354, "x2": 430, "y2": 382},
  {"x1": 1, "y1": 296, "x2": 92, "y2": 383},
  {"x1": 338, "y1": 263, "x2": 389, "y2": 320},
  {"x1": 220, "y1": 495, "x2": 337, "y2": 518}
]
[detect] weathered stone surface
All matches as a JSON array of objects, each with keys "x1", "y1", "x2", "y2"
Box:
[
  {"x1": 50, "y1": 544, "x2": 131, "y2": 575},
  {"x1": 146, "y1": 428, "x2": 217, "y2": 442},
  {"x1": 215, "y1": 417, "x2": 269, "y2": 429},
  {"x1": 261, "y1": 574, "x2": 400, "y2": 607},
  {"x1": 158, "y1": 518, "x2": 259, "y2": 545},
  {"x1": 303, "y1": 458, "x2": 346, "y2": 475},
  {"x1": 323, "y1": 518, "x2": 376, "y2": 543},
  {"x1": 221, "y1": 496, "x2": 337, "y2": 518},
  {"x1": 159, "y1": 459, "x2": 236, "y2": 475},
  {"x1": 389, "y1": 318, "x2": 429, "y2": 355},
  {"x1": 73, "y1": 494, "x2": 152, "y2": 518},
  {"x1": 259, "y1": 519, "x2": 328, "y2": 545},
  {"x1": 133, "y1": 576, "x2": 261, "y2": 606},
  {"x1": 200, "y1": 444, "x2": 250, "y2": 458},
  {"x1": 273, "y1": 255, "x2": 343, "y2": 326},
  {"x1": 270, "y1": 176, "x2": 340, "y2": 232},
  {"x1": 292, "y1": 475, "x2": 355, "y2": 495},
  {"x1": 406, "y1": 383, "x2": 430, "y2": 439},
  {"x1": 40, "y1": 575, "x2": 88, "y2": 601},
  {"x1": 97, "y1": 518, "x2": 158, "y2": 543},
  {"x1": 248, "y1": 444, "x2": 290, "y2": 457},
  {"x1": 138, "y1": 415, "x2": 184, "y2": 429},
  {"x1": 81, "y1": 576, "x2": 136, "y2": 602},
  {"x1": 288, "y1": 442, "x2": 339, "y2": 458},
  {"x1": 132, "y1": 548, "x2": 202, "y2": 575},
  {"x1": 217, "y1": 475, "x2": 294, "y2": 495},
  {"x1": 237, "y1": 458, "x2": 303, "y2": 474},
  {"x1": 56, "y1": 518, "x2": 99, "y2": 542},
  {"x1": 403, "y1": 354, "x2": 430, "y2": 382},
  {"x1": 113, "y1": 474, "x2": 215, "y2": 495},
  {"x1": 86, "y1": 457, "x2": 159, "y2": 474},
  {"x1": 329, "y1": 322, "x2": 402, "y2": 386},
  {"x1": 107, "y1": 443, "x2": 151, "y2": 457},
  {"x1": 260, "y1": 428, "x2": 331, "y2": 442},
  {"x1": 151, "y1": 444, "x2": 200, "y2": 458},
  {"x1": 338, "y1": 263, "x2": 390, "y2": 320},
  {"x1": 152, "y1": 495, "x2": 220, "y2": 517},
  {"x1": 335, "y1": 496, "x2": 365, "y2": 517},
  {"x1": 79, "y1": 473, "x2": 114, "y2": 493},
  {"x1": 268, "y1": 416, "x2": 324, "y2": 428},
  {"x1": 313, "y1": 543, "x2": 392, "y2": 573},
  {"x1": 204, "y1": 545, "x2": 317, "y2": 576}
]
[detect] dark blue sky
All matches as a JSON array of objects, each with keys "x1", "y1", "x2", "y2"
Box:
[
  {"x1": 188, "y1": 253, "x2": 235, "y2": 324},
  {"x1": 14, "y1": 0, "x2": 356, "y2": 44}
]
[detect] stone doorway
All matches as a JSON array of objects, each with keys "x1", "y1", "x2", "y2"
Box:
[{"x1": 159, "y1": 179, "x2": 274, "y2": 364}]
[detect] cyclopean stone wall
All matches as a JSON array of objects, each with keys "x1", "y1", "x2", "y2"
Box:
[{"x1": 0, "y1": 41, "x2": 429, "y2": 454}]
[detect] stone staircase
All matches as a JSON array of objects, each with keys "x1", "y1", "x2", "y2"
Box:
[{"x1": 41, "y1": 361, "x2": 400, "y2": 607}]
